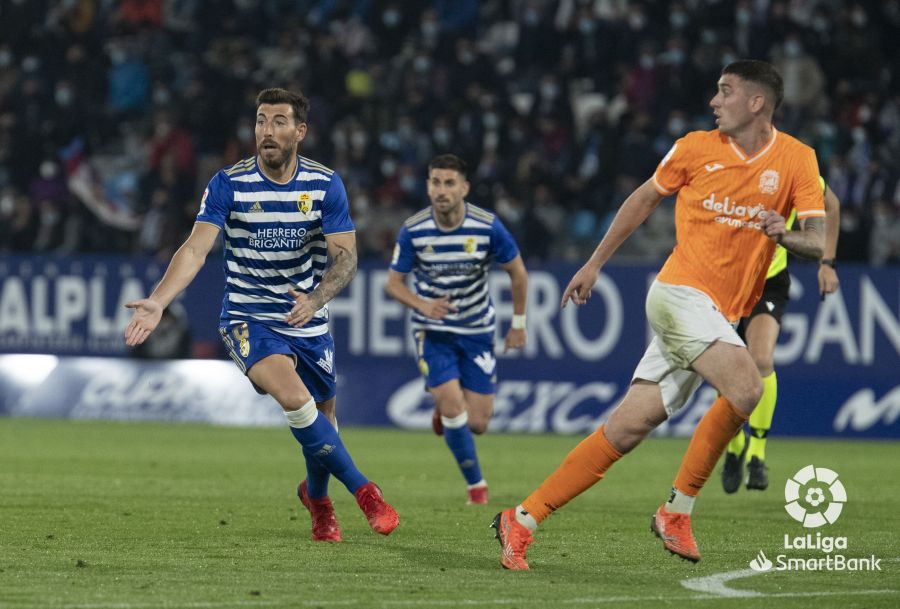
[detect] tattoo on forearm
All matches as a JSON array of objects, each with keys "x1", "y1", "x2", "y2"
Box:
[
  {"x1": 310, "y1": 243, "x2": 358, "y2": 309},
  {"x1": 781, "y1": 217, "x2": 825, "y2": 260}
]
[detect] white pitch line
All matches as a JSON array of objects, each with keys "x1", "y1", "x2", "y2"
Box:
[{"x1": 681, "y1": 568, "x2": 763, "y2": 597}]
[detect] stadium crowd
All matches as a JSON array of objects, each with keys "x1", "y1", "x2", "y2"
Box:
[{"x1": 0, "y1": 0, "x2": 898, "y2": 264}]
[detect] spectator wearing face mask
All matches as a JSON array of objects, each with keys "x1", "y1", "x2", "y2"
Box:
[{"x1": 775, "y1": 32, "x2": 825, "y2": 133}]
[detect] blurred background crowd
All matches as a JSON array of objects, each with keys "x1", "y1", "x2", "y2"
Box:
[{"x1": 1, "y1": 0, "x2": 899, "y2": 265}]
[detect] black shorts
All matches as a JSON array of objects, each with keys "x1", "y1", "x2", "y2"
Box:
[{"x1": 739, "y1": 268, "x2": 791, "y2": 335}]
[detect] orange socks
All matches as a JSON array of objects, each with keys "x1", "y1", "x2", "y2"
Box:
[
  {"x1": 521, "y1": 425, "x2": 623, "y2": 523},
  {"x1": 673, "y1": 397, "x2": 748, "y2": 496}
]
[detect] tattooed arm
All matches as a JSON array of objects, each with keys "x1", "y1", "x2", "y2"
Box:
[
  {"x1": 761, "y1": 211, "x2": 825, "y2": 260},
  {"x1": 286, "y1": 231, "x2": 358, "y2": 328}
]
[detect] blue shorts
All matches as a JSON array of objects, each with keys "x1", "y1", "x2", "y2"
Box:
[
  {"x1": 219, "y1": 321, "x2": 336, "y2": 403},
  {"x1": 415, "y1": 330, "x2": 496, "y2": 395}
]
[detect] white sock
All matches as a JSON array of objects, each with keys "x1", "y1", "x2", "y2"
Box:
[
  {"x1": 284, "y1": 399, "x2": 318, "y2": 428},
  {"x1": 515, "y1": 504, "x2": 538, "y2": 531},
  {"x1": 467, "y1": 480, "x2": 487, "y2": 490},
  {"x1": 665, "y1": 488, "x2": 696, "y2": 515},
  {"x1": 441, "y1": 411, "x2": 468, "y2": 429}
]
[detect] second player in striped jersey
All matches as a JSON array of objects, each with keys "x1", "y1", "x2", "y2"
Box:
[{"x1": 385, "y1": 154, "x2": 528, "y2": 506}]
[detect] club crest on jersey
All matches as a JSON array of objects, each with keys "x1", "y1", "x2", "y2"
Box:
[
  {"x1": 297, "y1": 192, "x2": 312, "y2": 214},
  {"x1": 759, "y1": 169, "x2": 780, "y2": 194},
  {"x1": 424, "y1": 244, "x2": 434, "y2": 254},
  {"x1": 249, "y1": 201, "x2": 264, "y2": 213},
  {"x1": 464, "y1": 237, "x2": 476, "y2": 254}
]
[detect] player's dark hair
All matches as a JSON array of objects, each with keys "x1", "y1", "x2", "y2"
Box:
[
  {"x1": 256, "y1": 88, "x2": 310, "y2": 124},
  {"x1": 722, "y1": 60, "x2": 784, "y2": 113},
  {"x1": 428, "y1": 154, "x2": 468, "y2": 179}
]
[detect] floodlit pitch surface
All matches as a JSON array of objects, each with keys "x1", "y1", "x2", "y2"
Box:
[{"x1": 1, "y1": 419, "x2": 897, "y2": 609}]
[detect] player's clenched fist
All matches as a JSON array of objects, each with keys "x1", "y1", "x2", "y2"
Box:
[
  {"x1": 761, "y1": 209, "x2": 787, "y2": 242},
  {"x1": 123, "y1": 298, "x2": 163, "y2": 346},
  {"x1": 286, "y1": 289, "x2": 320, "y2": 328},
  {"x1": 416, "y1": 295, "x2": 456, "y2": 320},
  {"x1": 561, "y1": 264, "x2": 599, "y2": 308}
]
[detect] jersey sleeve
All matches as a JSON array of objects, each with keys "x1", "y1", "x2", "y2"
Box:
[
  {"x1": 652, "y1": 135, "x2": 692, "y2": 196},
  {"x1": 490, "y1": 216, "x2": 520, "y2": 264},
  {"x1": 791, "y1": 148, "x2": 825, "y2": 220},
  {"x1": 321, "y1": 173, "x2": 355, "y2": 234},
  {"x1": 389, "y1": 225, "x2": 415, "y2": 273},
  {"x1": 196, "y1": 171, "x2": 232, "y2": 228}
]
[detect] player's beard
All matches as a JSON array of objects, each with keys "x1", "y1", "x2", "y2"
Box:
[{"x1": 258, "y1": 143, "x2": 294, "y2": 173}]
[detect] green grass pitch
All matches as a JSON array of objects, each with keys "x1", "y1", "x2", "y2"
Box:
[{"x1": 0, "y1": 418, "x2": 897, "y2": 609}]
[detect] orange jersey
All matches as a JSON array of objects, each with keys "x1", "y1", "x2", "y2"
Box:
[{"x1": 652, "y1": 128, "x2": 825, "y2": 321}]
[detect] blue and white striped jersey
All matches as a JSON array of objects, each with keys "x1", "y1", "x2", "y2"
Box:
[
  {"x1": 196, "y1": 155, "x2": 354, "y2": 337},
  {"x1": 390, "y1": 203, "x2": 519, "y2": 334}
]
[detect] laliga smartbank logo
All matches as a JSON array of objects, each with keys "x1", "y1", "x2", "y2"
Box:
[
  {"x1": 784, "y1": 464, "x2": 845, "y2": 527},
  {"x1": 748, "y1": 465, "x2": 881, "y2": 572}
]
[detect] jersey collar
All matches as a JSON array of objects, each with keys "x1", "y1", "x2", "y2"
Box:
[{"x1": 728, "y1": 127, "x2": 778, "y2": 164}]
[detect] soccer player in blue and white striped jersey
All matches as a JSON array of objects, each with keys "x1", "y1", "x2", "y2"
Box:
[
  {"x1": 385, "y1": 154, "x2": 529, "y2": 505},
  {"x1": 124, "y1": 88, "x2": 398, "y2": 542}
]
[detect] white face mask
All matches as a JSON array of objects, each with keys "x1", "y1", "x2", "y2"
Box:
[
  {"x1": 383, "y1": 9, "x2": 400, "y2": 27},
  {"x1": 668, "y1": 118, "x2": 687, "y2": 137},
  {"x1": 784, "y1": 41, "x2": 802, "y2": 58},
  {"x1": 40, "y1": 161, "x2": 58, "y2": 179},
  {"x1": 350, "y1": 131, "x2": 367, "y2": 149},
  {"x1": 55, "y1": 87, "x2": 74, "y2": 107},
  {"x1": 670, "y1": 12, "x2": 688, "y2": 28},
  {"x1": 413, "y1": 56, "x2": 431, "y2": 73},
  {"x1": 433, "y1": 128, "x2": 451, "y2": 146},
  {"x1": 0, "y1": 193, "x2": 14, "y2": 215},
  {"x1": 381, "y1": 159, "x2": 397, "y2": 177}
]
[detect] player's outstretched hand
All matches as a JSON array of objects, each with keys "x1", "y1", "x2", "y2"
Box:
[
  {"x1": 818, "y1": 264, "x2": 839, "y2": 298},
  {"x1": 561, "y1": 265, "x2": 599, "y2": 308},
  {"x1": 761, "y1": 209, "x2": 787, "y2": 242},
  {"x1": 286, "y1": 289, "x2": 319, "y2": 328},
  {"x1": 503, "y1": 328, "x2": 526, "y2": 353},
  {"x1": 417, "y1": 295, "x2": 456, "y2": 320},
  {"x1": 124, "y1": 298, "x2": 163, "y2": 346}
]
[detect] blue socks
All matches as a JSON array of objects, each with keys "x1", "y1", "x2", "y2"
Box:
[
  {"x1": 302, "y1": 445, "x2": 331, "y2": 499},
  {"x1": 286, "y1": 400, "x2": 367, "y2": 495},
  {"x1": 442, "y1": 412, "x2": 483, "y2": 485}
]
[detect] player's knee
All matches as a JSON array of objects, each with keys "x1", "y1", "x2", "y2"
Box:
[
  {"x1": 279, "y1": 392, "x2": 315, "y2": 412},
  {"x1": 468, "y1": 419, "x2": 489, "y2": 435},
  {"x1": 436, "y1": 398, "x2": 465, "y2": 418},
  {"x1": 735, "y1": 376, "x2": 764, "y2": 413}
]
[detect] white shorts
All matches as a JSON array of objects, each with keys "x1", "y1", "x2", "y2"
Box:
[{"x1": 632, "y1": 280, "x2": 745, "y2": 416}]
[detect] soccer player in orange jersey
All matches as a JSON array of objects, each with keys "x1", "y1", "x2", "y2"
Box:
[{"x1": 492, "y1": 60, "x2": 826, "y2": 570}]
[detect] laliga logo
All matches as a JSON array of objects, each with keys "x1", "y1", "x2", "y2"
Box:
[{"x1": 784, "y1": 465, "x2": 847, "y2": 528}]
